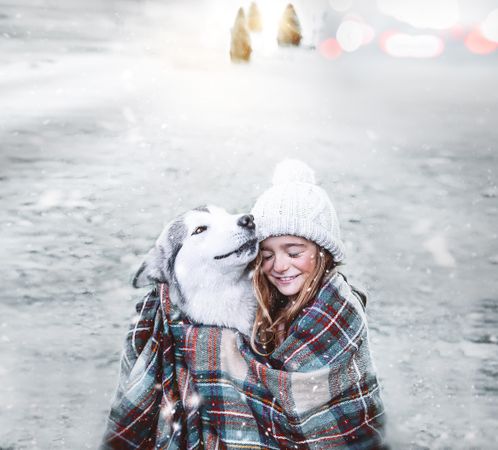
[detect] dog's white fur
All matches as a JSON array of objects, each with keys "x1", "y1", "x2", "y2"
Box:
[{"x1": 133, "y1": 205, "x2": 258, "y2": 335}]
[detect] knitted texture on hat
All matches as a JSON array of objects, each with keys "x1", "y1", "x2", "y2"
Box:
[{"x1": 251, "y1": 159, "x2": 345, "y2": 262}]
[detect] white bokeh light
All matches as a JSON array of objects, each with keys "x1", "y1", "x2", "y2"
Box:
[
  {"x1": 361, "y1": 23, "x2": 376, "y2": 45},
  {"x1": 481, "y1": 8, "x2": 498, "y2": 43},
  {"x1": 336, "y1": 19, "x2": 364, "y2": 52},
  {"x1": 382, "y1": 33, "x2": 444, "y2": 58}
]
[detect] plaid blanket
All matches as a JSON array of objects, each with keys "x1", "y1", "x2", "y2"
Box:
[{"x1": 102, "y1": 272, "x2": 385, "y2": 449}]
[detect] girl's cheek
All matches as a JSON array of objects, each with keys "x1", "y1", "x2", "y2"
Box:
[{"x1": 261, "y1": 260, "x2": 272, "y2": 273}]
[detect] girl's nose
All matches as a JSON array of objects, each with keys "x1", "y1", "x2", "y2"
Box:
[{"x1": 272, "y1": 256, "x2": 289, "y2": 273}]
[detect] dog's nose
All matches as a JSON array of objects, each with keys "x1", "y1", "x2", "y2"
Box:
[{"x1": 238, "y1": 214, "x2": 255, "y2": 230}]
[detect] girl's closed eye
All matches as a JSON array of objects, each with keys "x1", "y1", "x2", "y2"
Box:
[
  {"x1": 262, "y1": 253, "x2": 273, "y2": 261},
  {"x1": 289, "y1": 252, "x2": 302, "y2": 258}
]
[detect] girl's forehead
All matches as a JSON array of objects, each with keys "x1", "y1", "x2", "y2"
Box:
[{"x1": 260, "y1": 235, "x2": 313, "y2": 250}]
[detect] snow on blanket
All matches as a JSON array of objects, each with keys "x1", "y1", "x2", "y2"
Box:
[{"x1": 101, "y1": 272, "x2": 386, "y2": 449}]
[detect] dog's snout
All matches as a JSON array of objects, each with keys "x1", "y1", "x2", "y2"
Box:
[{"x1": 237, "y1": 214, "x2": 255, "y2": 230}]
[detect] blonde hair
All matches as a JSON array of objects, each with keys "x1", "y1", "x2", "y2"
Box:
[{"x1": 250, "y1": 246, "x2": 337, "y2": 355}]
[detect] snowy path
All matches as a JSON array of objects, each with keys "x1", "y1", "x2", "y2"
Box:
[{"x1": 1, "y1": 1, "x2": 498, "y2": 449}]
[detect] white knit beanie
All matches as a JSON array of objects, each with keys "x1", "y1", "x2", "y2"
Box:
[{"x1": 251, "y1": 159, "x2": 345, "y2": 262}]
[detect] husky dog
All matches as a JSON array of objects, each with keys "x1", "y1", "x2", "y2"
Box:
[{"x1": 133, "y1": 205, "x2": 258, "y2": 335}]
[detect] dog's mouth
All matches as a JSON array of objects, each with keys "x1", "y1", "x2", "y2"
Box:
[{"x1": 214, "y1": 238, "x2": 258, "y2": 260}]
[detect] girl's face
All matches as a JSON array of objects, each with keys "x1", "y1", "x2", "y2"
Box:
[{"x1": 260, "y1": 235, "x2": 319, "y2": 298}]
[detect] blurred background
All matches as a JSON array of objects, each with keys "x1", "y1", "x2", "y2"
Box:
[{"x1": 1, "y1": 0, "x2": 497, "y2": 449}]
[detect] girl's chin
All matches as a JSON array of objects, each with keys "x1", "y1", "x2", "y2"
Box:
[
  {"x1": 277, "y1": 287, "x2": 300, "y2": 297},
  {"x1": 271, "y1": 279, "x2": 304, "y2": 296}
]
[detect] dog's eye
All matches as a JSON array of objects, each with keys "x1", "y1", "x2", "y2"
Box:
[{"x1": 192, "y1": 226, "x2": 208, "y2": 235}]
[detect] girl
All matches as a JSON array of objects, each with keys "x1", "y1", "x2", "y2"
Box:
[{"x1": 249, "y1": 159, "x2": 386, "y2": 447}]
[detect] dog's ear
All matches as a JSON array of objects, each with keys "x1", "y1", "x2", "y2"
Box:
[
  {"x1": 132, "y1": 218, "x2": 188, "y2": 288},
  {"x1": 132, "y1": 246, "x2": 164, "y2": 288}
]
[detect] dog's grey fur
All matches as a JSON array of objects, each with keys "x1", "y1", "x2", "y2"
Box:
[{"x1": 133, "y1": 205, "x2": 258, "y2": 335}]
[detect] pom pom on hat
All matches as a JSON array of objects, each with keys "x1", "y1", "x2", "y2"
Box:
[
  {"x1": 272, "y1": 159, "x2": 316, "y2": 185},
  {"x1": 251, "y1": 159, "x2": 345, "y2": 262}
]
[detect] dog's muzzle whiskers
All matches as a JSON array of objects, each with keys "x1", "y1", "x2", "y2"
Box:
[{"x1": 214, "y1": 238, "x2": 258, "y2": 260}]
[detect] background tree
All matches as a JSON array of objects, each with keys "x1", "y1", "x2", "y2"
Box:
[
  {"x1": 230, "y1": 7, "x2": 252, "y2": 62},
  {"x1": 277, "y1": 3, "x2": 302, "y2": 47},
  {"x1": 247, "y1": 2, "x2": 263, "y2": 33}
]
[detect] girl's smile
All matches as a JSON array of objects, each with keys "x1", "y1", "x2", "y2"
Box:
[{"x1": 271, "y1": 274, "x2": 301, "y2": 288}]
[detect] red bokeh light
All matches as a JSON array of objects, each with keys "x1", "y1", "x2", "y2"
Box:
[
  {"x1": 318, "y1": 38, "x2": 342, "y2": 60},
  {"x1": 464, "y1": 28, "x2": 497, "y2": 54}
]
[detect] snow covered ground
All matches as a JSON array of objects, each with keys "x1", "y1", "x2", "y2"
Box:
[{"x1": 1, "y1": 0, "x2": 497, "y2": 448}]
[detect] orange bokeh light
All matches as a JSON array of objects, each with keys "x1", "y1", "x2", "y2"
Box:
[
  {"x1": 464, "y1": 28, "x2": 497, "y2": 54},
  {"x1": 319, "y1": 38, "x2": 342, "y2": 60}
]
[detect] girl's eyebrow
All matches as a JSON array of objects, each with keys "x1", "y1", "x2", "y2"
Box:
[
  {"x1": 283, "y1": 243, "x2": 305, "y2": 249},
  {"x1": 260, "y1": 243, "x2": 305, "y2": 251}
]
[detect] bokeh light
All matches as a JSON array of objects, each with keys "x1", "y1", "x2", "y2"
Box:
[
  {"x1": 464, "y1": 28, "x2": 498, "y2": 55},
  {"x1": 481, "y1": 8, "x2": 498, "y2": 43},
  {"x1": 381, "y1": 32, "x2": 445, "y2": 58},
  {"x1": 361, "y1": 23, "x2": 376, "y2": 45},
  {"x1": 318, "y1": 38, "x2": 342, "y2": 59},
  {"x1": 336, "y1": 19, "x2": 364, "y2": 52},
  {"x1": 336, "y1": 16, "x2": 375, "y2": 52}
]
